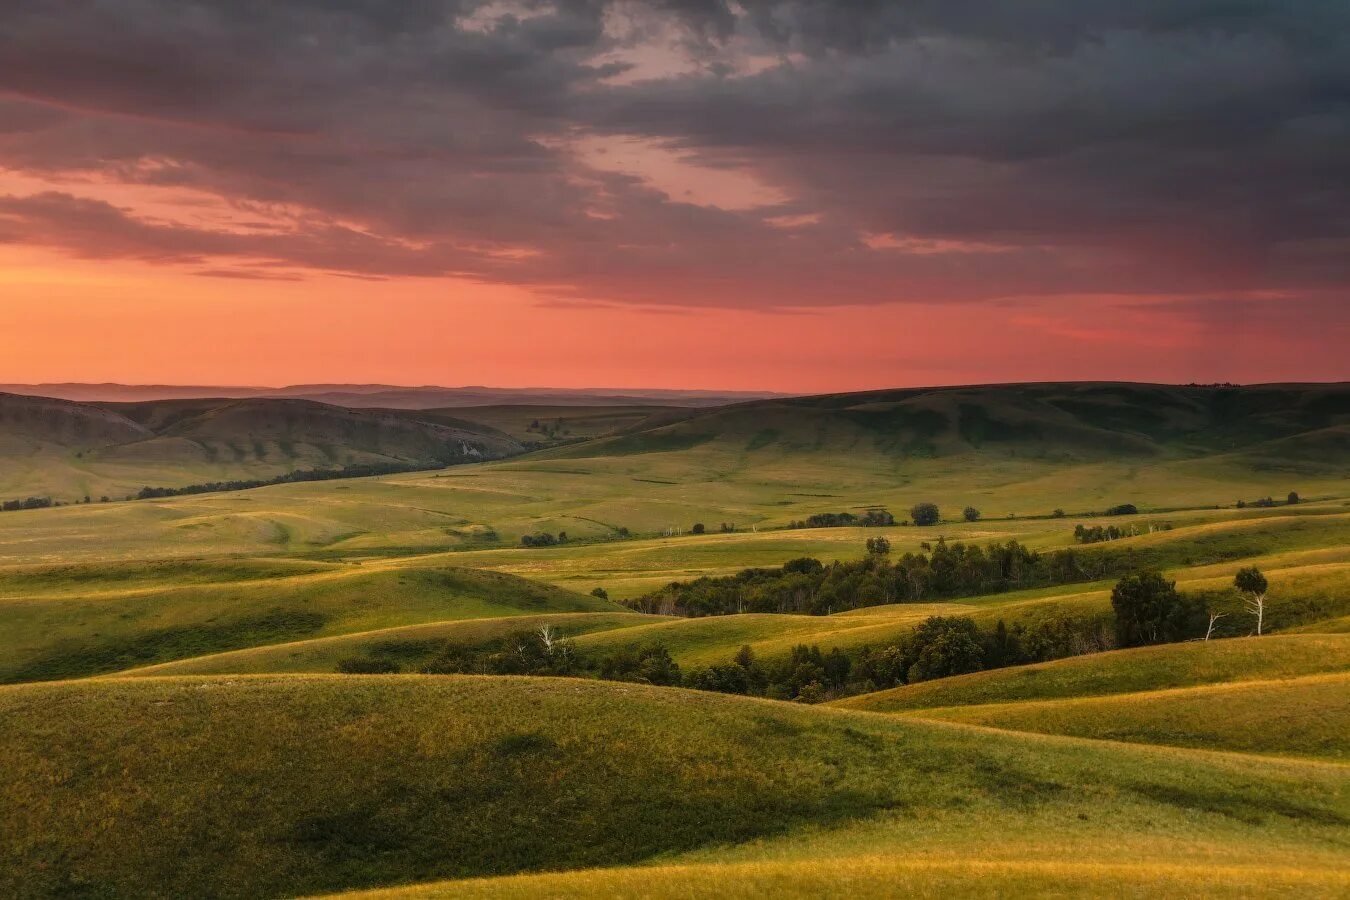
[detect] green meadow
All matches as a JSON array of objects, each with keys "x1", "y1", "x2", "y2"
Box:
[{"x1": 2, "y1": 382, "x2": 1348, "y2": 897}]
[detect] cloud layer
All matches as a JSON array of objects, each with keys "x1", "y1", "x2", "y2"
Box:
[{"x1": 1, "y1": 0, "x2": 1347, "y2": 319}]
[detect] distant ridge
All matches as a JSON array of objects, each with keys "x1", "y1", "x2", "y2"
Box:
[
  {"x1": 0, "y1": 392, "x2": 525, "y2": 502},
  {"x1": 0, "y1": 383, "x2": 788, "y2": 408}
]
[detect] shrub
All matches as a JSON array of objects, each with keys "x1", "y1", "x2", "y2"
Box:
[
  {"x1": 590, "y1": 587, "x2": 609, "y2": 600},
  {"x1": 910, "y1": 502, "x2": 940, "y2": 526},
  {"x1": 1110, "y1": 570, "x2": 1202, "y2": 647},
  {"x1": 691, "y1": 522, "x2": 705, "y2": 534},
  {"x1": 1104, "y1": 503, "x2": 1138, "y2": 516},
  {"x1": 962, "y1": 506, "x2": 980, "y2": 522}
]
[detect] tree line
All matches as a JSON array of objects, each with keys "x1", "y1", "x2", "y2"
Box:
[
  {"x1": 621, "y1": 537, "x2": 1132, "y2": 617},
  {"x1": 132, "y1": 461, "x2": 436, "y2": 499}
]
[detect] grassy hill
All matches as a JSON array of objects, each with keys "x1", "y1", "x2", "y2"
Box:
[
  {"x1": 833, "y1": 634, "x2": 1350, "y2": 712},
  {"x1": 0, "y1": 393, "x2": 524, "y2": 503},
  {"x1": 420, "y1": 405, "x2": 681, "y2": 444},
  {"x1": 0, "y1": 383, "x2": 1345, "y2": 571},
  {"x1": 120, "y1": 612, "x2": 663, "y2": 677},
  {"x1": 0, "y1": 561, "x2": 618, "y2": 683},
  {"x1": 909, "y1": 672, "x2": 1350, "y2": 760},
  {"x1": 3, "y1": 381, "x2": 1350, "y2": 897},
  {"x1": 3, "y1": 676, "x2": 1347, "y2": 899}
]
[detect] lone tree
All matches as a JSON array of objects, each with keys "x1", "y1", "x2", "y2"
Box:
[
  {"x1": 1287, "y1": 491, "x2": 1300, "y2": 505},
  {"x1": 865, "y1": 536, "x2": 891, "y2": 556},
  {"x1": 1110, "y1": 570, "x2": 1195, "y2": 646},
  {"x1": 910, "y1": 502, "x2": 940, "y2": 526},
  {"x1": 1235, "y1": 566, "x2": 1269, "y2": 635},
  {"x1": 691, "y1": 522, "x2": 706, "y2": 535},
  {"x1": 590, "y1": 586, "x2": 609, "y2": 600},
  {"x1": 962, "y1": 506, "x2": 981, "y2": 523}
]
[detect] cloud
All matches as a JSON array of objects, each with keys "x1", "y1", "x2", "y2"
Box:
[{"x1": 0, "y1": 0, "x2": 1345, "y2": 312}]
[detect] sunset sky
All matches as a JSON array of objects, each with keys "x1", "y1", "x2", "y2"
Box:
[{"x1": 1, "y1": 1, "x2": 1346, "y2": 391}]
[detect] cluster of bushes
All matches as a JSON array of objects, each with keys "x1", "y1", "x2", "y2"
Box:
[
  {"x1": 1, "y1": 496, "x2": 53, "y2": 512},
  {"x1": 1072, "y1": 521, "x2": 1170, "y2": 544},
  {"x1": 134, "y1": 461, "x2": 433, "y2": 500},
  {"x1": 520, "y1": 531, "x2": 568, "y2": 547},
  {"x1": 1103, "y1": 503, "x2": 1139, "y2": 516},
  {"x1": 1238, "y1": 492, "x2": 1299, "y2": 509},
  {"x1": 623, "y1": 537, "x2": 1126, "y2": 617},
  {"x1": 788, "y1": 508, "x2": 896, "y2": 529}
]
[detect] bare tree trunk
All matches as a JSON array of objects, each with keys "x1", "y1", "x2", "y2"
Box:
[
  {"x1": 1243, "y1": 593, "x2": 1266, "y2": 635},
  {"x1": 1204, "y1": 612, "x2": 1225, "y2": 641}
]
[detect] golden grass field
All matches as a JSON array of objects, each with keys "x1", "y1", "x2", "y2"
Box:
[
  {"x1": 4, "y1": 676, "x2": 1349, "y2": 899},
  {"x1": 2, "y1": 383, "x2": 1349, "y2": 897}
]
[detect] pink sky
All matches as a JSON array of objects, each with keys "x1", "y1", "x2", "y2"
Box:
[{"x1": 1, "y1": 3, "x2": 1345, "y2": 391}]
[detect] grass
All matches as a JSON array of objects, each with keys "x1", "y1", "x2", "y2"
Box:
[
  {"x1": 909, "y1": 672, "x2": 1350, "y2": 760},
  {"x1": 330, "y1": 858, "x2": 1350, "y2": 899},
  {"x1": 2, "y1": 383, "x2": 1348, "y2": 896},
  {"x1": 832, "y1": 634, "x2": 1350, "y2": 712},
  {"x1": 119, "y1": 612, "x2": 664, "y2": 677},
  {"x1": 3, "y1": 675, "x2": 1348, "y2": 899},
  {"x1": 0, "y1": 563, "x2": 618, "y2": 683}
]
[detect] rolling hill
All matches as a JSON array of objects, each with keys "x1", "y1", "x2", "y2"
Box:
[
  {"x1": 3, "y1": 676, "x2": 1347, "y2": 899},
  {"x1": 3, "y1": 381, "x2": 1350, "y2": 897},
  {"x1": 833, "y1": 634, "x2": 1350, "y2": 713},
  {"x1": 0, "y1": 392, "x2": 525, "y2": 502},
  {"x1": 554, "y1": 381, "x2": 1350, "y2": 464},
  {"x1": 0, "y1": 561, "x2": 619, "y2": 683}
]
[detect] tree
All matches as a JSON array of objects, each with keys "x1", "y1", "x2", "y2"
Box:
[
  {"x1": 1287, "y1": 491, "x2": 1300, "y2": 505},
  {"x1": 1111, "y1": 570, "x2": 1196, "y2": 646},
  {"x1": 865, "y1": 536, "x2": 891, "y2": 556},
  {"x1": 1052, "y1": 508, "x2": 1065, "y2": 518},
  {"x1": 782, "y1": 557, "x2": 824, "y2": 575},
  {"x1": 1203, "y1": 608, "x2": 1225, "y2": 641},
  {"x1": 691, "y1": 522, "x2": 706, "y2": 534},
  {"x1": 910, "y1": 502, "x2": 940, "y2": 526},
  {"x1": 1235, "y1": 566, "x2": 1269, "y2": 635},
  {"x1": 590, "y1": 586, "x2": 609, "y2": 600},
  {"x1": 962, "y1": 506, "x2": 981, "y2": 523},
  {"x1": 907, "y1": 616, "x2": 985, "y2": 682},
  {"x1": 1104, "y1": 503, "x2": 1138, "y2": 516}
]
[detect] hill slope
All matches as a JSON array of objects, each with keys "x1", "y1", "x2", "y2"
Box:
[
  {"x1": 555, "y1": 382, "x2": 1350, "y2": 464},
  {"x1": 0, "y1": 392, "x2": 524, "y2": 502},
  {"x1": 3, "y1": 676, "x2": 1347, "y2": 899},
  {"x1": 0, "y1": 561, "x2": 618, "y2": 683},
  {"x1": 909, "y1": 672, "x2": 1350, "y2": 760},
  {"x1": 833, "y1": 634, "x2": 1350, "y2": 713}
]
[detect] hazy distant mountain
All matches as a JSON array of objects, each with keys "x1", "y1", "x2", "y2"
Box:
[{"x1": 0, "y1": 383, "x2": 786, "y2": 409}]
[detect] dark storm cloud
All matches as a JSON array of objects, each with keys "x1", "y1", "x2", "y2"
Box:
[{"x1": 0, "y1": 0, "x2": 1346, "y2": 311}]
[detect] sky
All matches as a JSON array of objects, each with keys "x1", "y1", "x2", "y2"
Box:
[{"x1": 0, "y1": 0, "x2": 1347, "y2": 392}]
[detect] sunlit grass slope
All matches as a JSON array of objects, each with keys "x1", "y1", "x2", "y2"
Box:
[
  {"x1": 3, "y1": 676, "x2": 1348, "y2": 900},
  {"x1": 833, "y1": 634, "x2": 1350, "y2": 712},
  {"x1": 911, "y1": 672, "x2": 1350, "y2": 760},
  {"x1": 0, "y1": 561, "x2": 618, "y2": 683},
  {"x1": 120, "y1": 612, "x2": 663, "y2": 676},
  {"x1": 330, "y1": 858, "x2": 1350, "y2": 900}
]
